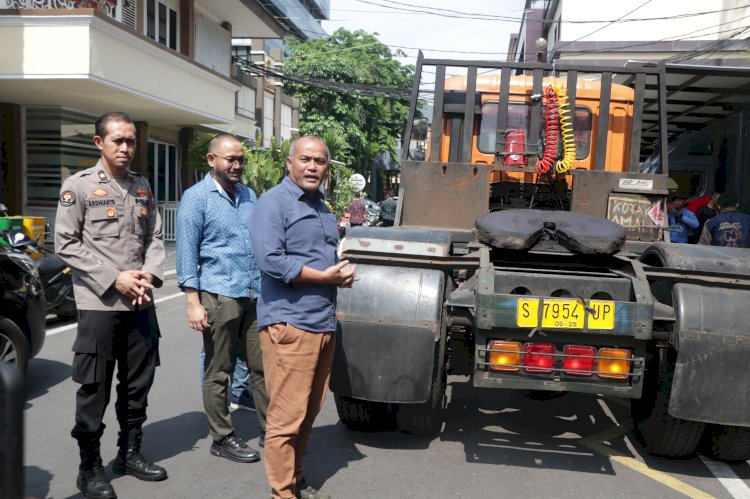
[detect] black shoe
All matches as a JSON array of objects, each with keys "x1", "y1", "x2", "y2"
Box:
[
  {"x1": 112, "y1": 451, "x2": 167, "y2": 481},
  {"x1": 210, "y1": 434, "x2": 261, "y2": 463},
  {"x1": 113, "y1": 428, "x2": 167, "y2": 481},
  {"x1": 296, "y1": 478, "x2": 330, "y2": 499},
  {"x1": 77, "y1": 467, "x2": 117, "y2": 499}
]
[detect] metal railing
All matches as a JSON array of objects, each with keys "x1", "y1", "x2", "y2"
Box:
[{"x1": 158, "y1": 202, "x2": 178, "y2": 242}]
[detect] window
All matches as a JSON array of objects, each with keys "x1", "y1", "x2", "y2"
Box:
[
  {"x1": 25, "y1": 107, "x2": 99, "y2": 208},
  {"x1": 478, "y1": 102, "x2": 592, "y2": 160},
  {"x1": 145, "y1": 0, "x2": 178, "y2": 51},
  {"x1": 147, "y1": 140, "x2": 180, "y2": 203}
]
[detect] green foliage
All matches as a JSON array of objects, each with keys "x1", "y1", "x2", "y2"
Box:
[
  {"x1": 331, "y1": 162, "x2": 357, "y2": 215},
  {"x1": 186, "y1": 132, "x2": 289, "y2": 196},
  {"x1": 283, "y1": 28, "x2": 414, "y2": 174}
]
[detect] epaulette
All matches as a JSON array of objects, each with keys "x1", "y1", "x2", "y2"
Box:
[{"x1": 65, "y1": 166, "x2": 97, "y2": 182}]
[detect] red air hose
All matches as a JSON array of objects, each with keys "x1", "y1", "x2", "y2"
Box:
[{"x1": 535, "y1": 86, "x2": 560, "y2": 174}]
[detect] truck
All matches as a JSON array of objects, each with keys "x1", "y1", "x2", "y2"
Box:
[{"x1": 330, "y1": 54, "x2": 750, "y2": 462}]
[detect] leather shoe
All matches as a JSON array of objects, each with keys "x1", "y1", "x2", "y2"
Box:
[
  {"x1": 210, "y1": 434, "x2": 260, "y2": 463},
  {"x1": 296, "y1": 478, "x2": 330, "y2": 499},
  {"x1": 77, "y1": 467, "x2": 117, "y2": 499},
  {"x1": 113, "y1": 451, "x2": 167, "y2": 481}
]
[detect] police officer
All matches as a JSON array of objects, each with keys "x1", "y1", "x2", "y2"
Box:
[{"x1": 55, "y1": 112, "x2": 167, "y2": 499}]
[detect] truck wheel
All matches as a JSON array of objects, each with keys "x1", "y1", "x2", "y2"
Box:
[
  {"x1": 334, "y1": 394, "x2": 388, "y2": 432},
  {"x1": 700, "y1": 424, "x2": 750, "y2": 463},
  {"x1": 396, "y1": 355, "x2": 446, "y2": 435},
  {"x1": 0, "y1": 317, "x2": 29, "y2": 371},
  {"x1": 632, "y1": 347, "x2": 704, "y2": 457}
]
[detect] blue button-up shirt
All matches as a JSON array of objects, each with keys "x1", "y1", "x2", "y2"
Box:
[
  {"x1": 176, "y1": 174, "x2": 261, "y2": 298},
  {"x1": 249, "y1": 177, "x2": 339, "y2": 332}
]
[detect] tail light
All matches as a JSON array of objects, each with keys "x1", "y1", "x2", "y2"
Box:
[
  {"x1": 563, "y1": 345, "x2": 595, "y2": 376},
  {"x1": 523, "y1": 343, "x2": 555, "y2": 373},
  {"x1": 488, "y1": 340, "x2": 521, "y2": 372},
  {"x1": 597, "y1": 348, "x2": 632, "y2": 379}
]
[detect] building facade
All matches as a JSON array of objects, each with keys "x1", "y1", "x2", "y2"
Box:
[{"x1": 0, "y1": 0, "x2": 328, "y2": 238}]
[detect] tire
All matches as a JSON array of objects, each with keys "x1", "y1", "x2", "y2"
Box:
[
  {"x1": 396, "y1": 351, "x2": 446, "y2": 435},
  {"x1": 632, "y1": 347, "x2": 704, "y2": 457},
  {"x1": 700, "y1": 424, "x2": 750, "y2": 463},
  {"x1": 334, "y1": 394, "x2": 389, "y2": 432},
  {"x1": 0, "y1": 317, "x2": 29, "y2": 371}
]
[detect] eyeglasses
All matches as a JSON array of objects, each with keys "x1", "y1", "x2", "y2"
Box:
[{"x1": 215, "y1": 155, "x2": 247, "y2": 166}]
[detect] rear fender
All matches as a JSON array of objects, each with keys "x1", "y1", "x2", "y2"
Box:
[
  {"x1": 333, "y1": 227, "x2": 451, "y2": 403},
  {"x1": 641, "y1": 243, "x2": 750, "y2": 425}
]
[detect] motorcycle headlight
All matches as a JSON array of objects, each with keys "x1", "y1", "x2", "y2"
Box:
[{"x1": 7, "y1": 251, "x2": 39, "y2": 278}]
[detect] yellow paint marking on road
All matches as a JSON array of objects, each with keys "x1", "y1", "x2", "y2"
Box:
[{"x1": 579, "y1": 423, "x2": 715, "y2": 499}]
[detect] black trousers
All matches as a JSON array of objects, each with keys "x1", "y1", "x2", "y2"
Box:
[{"x1": 70, "y1": 308, "x2": 160, "y2": 442}]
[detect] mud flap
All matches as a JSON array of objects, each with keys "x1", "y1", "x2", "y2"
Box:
[
  {"x1": 332, "y1": 264, "x2": 445, "y2": 403},
  {"x1": 669, "y1": 283, "x2": 750, "y2": 426}
]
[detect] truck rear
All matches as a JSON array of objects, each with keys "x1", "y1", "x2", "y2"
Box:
[{"x1": 331, "y1": 54, "x2": 750, "y2": 462}]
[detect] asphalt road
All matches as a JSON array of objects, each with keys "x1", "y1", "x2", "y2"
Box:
[{"x1": 21, "y1": 277, "x2": 750, "y2": 499}]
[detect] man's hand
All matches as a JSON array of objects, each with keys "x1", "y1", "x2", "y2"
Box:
[
  {"x1": 293, "y1": 260, "x2": 357, "y2": 287},
  {"x1": 115, "y1": 270, "x2": 154, "y2": 305},
  {"x1": 187, "y1": 302, "x2": 210, "y2": 332},
  {"x1": 327, "y1": 260, "x2": 357, "y2": 288}
]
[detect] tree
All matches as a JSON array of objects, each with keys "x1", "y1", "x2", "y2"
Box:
[{"x1": 283, "y1": 29, "x2": 414, "y2": 175}]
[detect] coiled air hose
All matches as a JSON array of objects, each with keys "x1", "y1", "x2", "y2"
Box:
[
  {"x1": 535, "y1": 85, "x2": 559, "y2": 174},
  {"x1": 552, "y1": 82, "x2": 576, "y2": 173}
]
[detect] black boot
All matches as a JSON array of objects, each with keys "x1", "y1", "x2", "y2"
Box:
[
  {"x1": 77, "y1": 440, "x2": 117, "y2": 499},
  {"x1": 112, "y1": 427, "x2": 167, "y2": 481}
]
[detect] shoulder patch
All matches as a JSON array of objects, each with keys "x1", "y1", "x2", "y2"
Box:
[
  {"x1": 59, "y1": 190, "x2": 76, "y2": 207},
  {"x1": 135, "y1": 188, "x2": 147, "y2": 197}
]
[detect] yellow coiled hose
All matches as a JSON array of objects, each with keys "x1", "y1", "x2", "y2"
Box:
[{"x1": 551, "y1": 82, "x2": 575, "y2": 173}]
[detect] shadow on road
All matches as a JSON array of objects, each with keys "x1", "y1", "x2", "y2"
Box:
[
  {"x1": 127, "y1": 411, "x2": 209, "y2": 462},
  {"x1": 25, "y1": 358, "x2": 71, "y2": 403},
  {"x1": 23, "y1": 465, "x2": 53, "y2": 499}
]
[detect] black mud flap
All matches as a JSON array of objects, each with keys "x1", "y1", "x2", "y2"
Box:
[
  {"x1": 332, "y1": 264, "x2": 445, "y2": 403},
  {"x1": 669, "y1": 283, "x2": 750, "y2": 426}
]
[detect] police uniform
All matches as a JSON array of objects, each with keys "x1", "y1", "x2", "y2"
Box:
[{"x1": 54, "y1": 160, "x2": 166, "y2": 480}]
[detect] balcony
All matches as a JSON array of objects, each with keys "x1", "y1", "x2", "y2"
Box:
[{"x1": 0, "y1": 5, "x2": 239, "y2": 125}]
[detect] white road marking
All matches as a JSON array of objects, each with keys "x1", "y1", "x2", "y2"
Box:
[
  {"x1": 700, "y1": 454, "x2": 750, "y2": 499},
  {"x1": 44, "y1": 291, "x2": 184, "y2": 336}
]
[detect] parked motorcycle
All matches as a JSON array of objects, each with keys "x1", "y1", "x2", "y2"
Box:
[{"x1": 0, "y1": 205, "x2": 76, "y2": 322}]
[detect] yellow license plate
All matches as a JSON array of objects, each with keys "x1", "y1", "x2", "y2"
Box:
[{"x1": 517, "y1": 298, "x2": 614, "y2": 330}]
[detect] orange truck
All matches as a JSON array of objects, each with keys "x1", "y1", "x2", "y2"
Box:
[{"x1": 330, "y1": 54, "x2": 750, "y2": 462}]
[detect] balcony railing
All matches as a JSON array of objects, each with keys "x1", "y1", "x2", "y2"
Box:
[{"x1": 0, "y1": 0, "x2": 120, "y2": 21}]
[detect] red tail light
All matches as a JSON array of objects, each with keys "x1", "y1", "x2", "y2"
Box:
[
  {"x1": 523, "y1": 343, "x2": 555, "y2": 373},
  {"x1": 563, "y1": 345, "x2": 595, "y2": 376}
]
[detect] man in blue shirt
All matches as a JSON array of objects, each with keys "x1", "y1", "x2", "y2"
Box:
[
  {"x1": 249, "y1": 135, "x2": 355, "y2": 499},
  {"x1": 176, "y1": 134, "x2": 265, "y2": 463},
  {"x1": 699, "y1": 193, "x2": 750, "y2": 248},
  {"x1": 668, "y1": 193, "x2": 699, "y2": 243}
]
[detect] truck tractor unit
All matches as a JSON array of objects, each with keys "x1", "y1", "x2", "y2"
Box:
[{"x1": 330, "y1": 54, "x2": 750, "y2": 462}]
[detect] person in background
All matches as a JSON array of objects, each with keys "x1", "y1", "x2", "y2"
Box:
[
  {"x1": 379, "y1": 190, "x2": 397, "y2": 227},
  {"x1": 699, "y1": 193, "x2": 750, "y2": 248},
  {"x1": 249, "y1": 135, "x2": 356, "y2": 499},
  {"x1": 668, "y1": 193, "x2": 699, "y2": 243},
  {"x1": 691, "y1": 190, "x2": 721, "y2": 243},
  {"x1": 348, "y1": 191, "x2": 366, "y2": 227},
  {"x1": 55, "y1": 111, "x2": 167, "y2": 499},
  {"x1": 176, "y1": 134, "x2": 266, "y2": 464}
]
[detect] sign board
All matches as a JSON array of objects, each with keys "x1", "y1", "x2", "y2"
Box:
[{"x1": 349, "y1": 173, "x2": 366, "y2": 192}]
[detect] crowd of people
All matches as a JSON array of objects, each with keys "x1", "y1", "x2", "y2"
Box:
[{"x1": 668, "y1": 190, "x2": 750, "y2": 248}]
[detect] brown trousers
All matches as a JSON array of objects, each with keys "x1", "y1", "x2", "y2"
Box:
[{"x1": 260, "y1": 323, "x2": 334, "y2": 499}]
